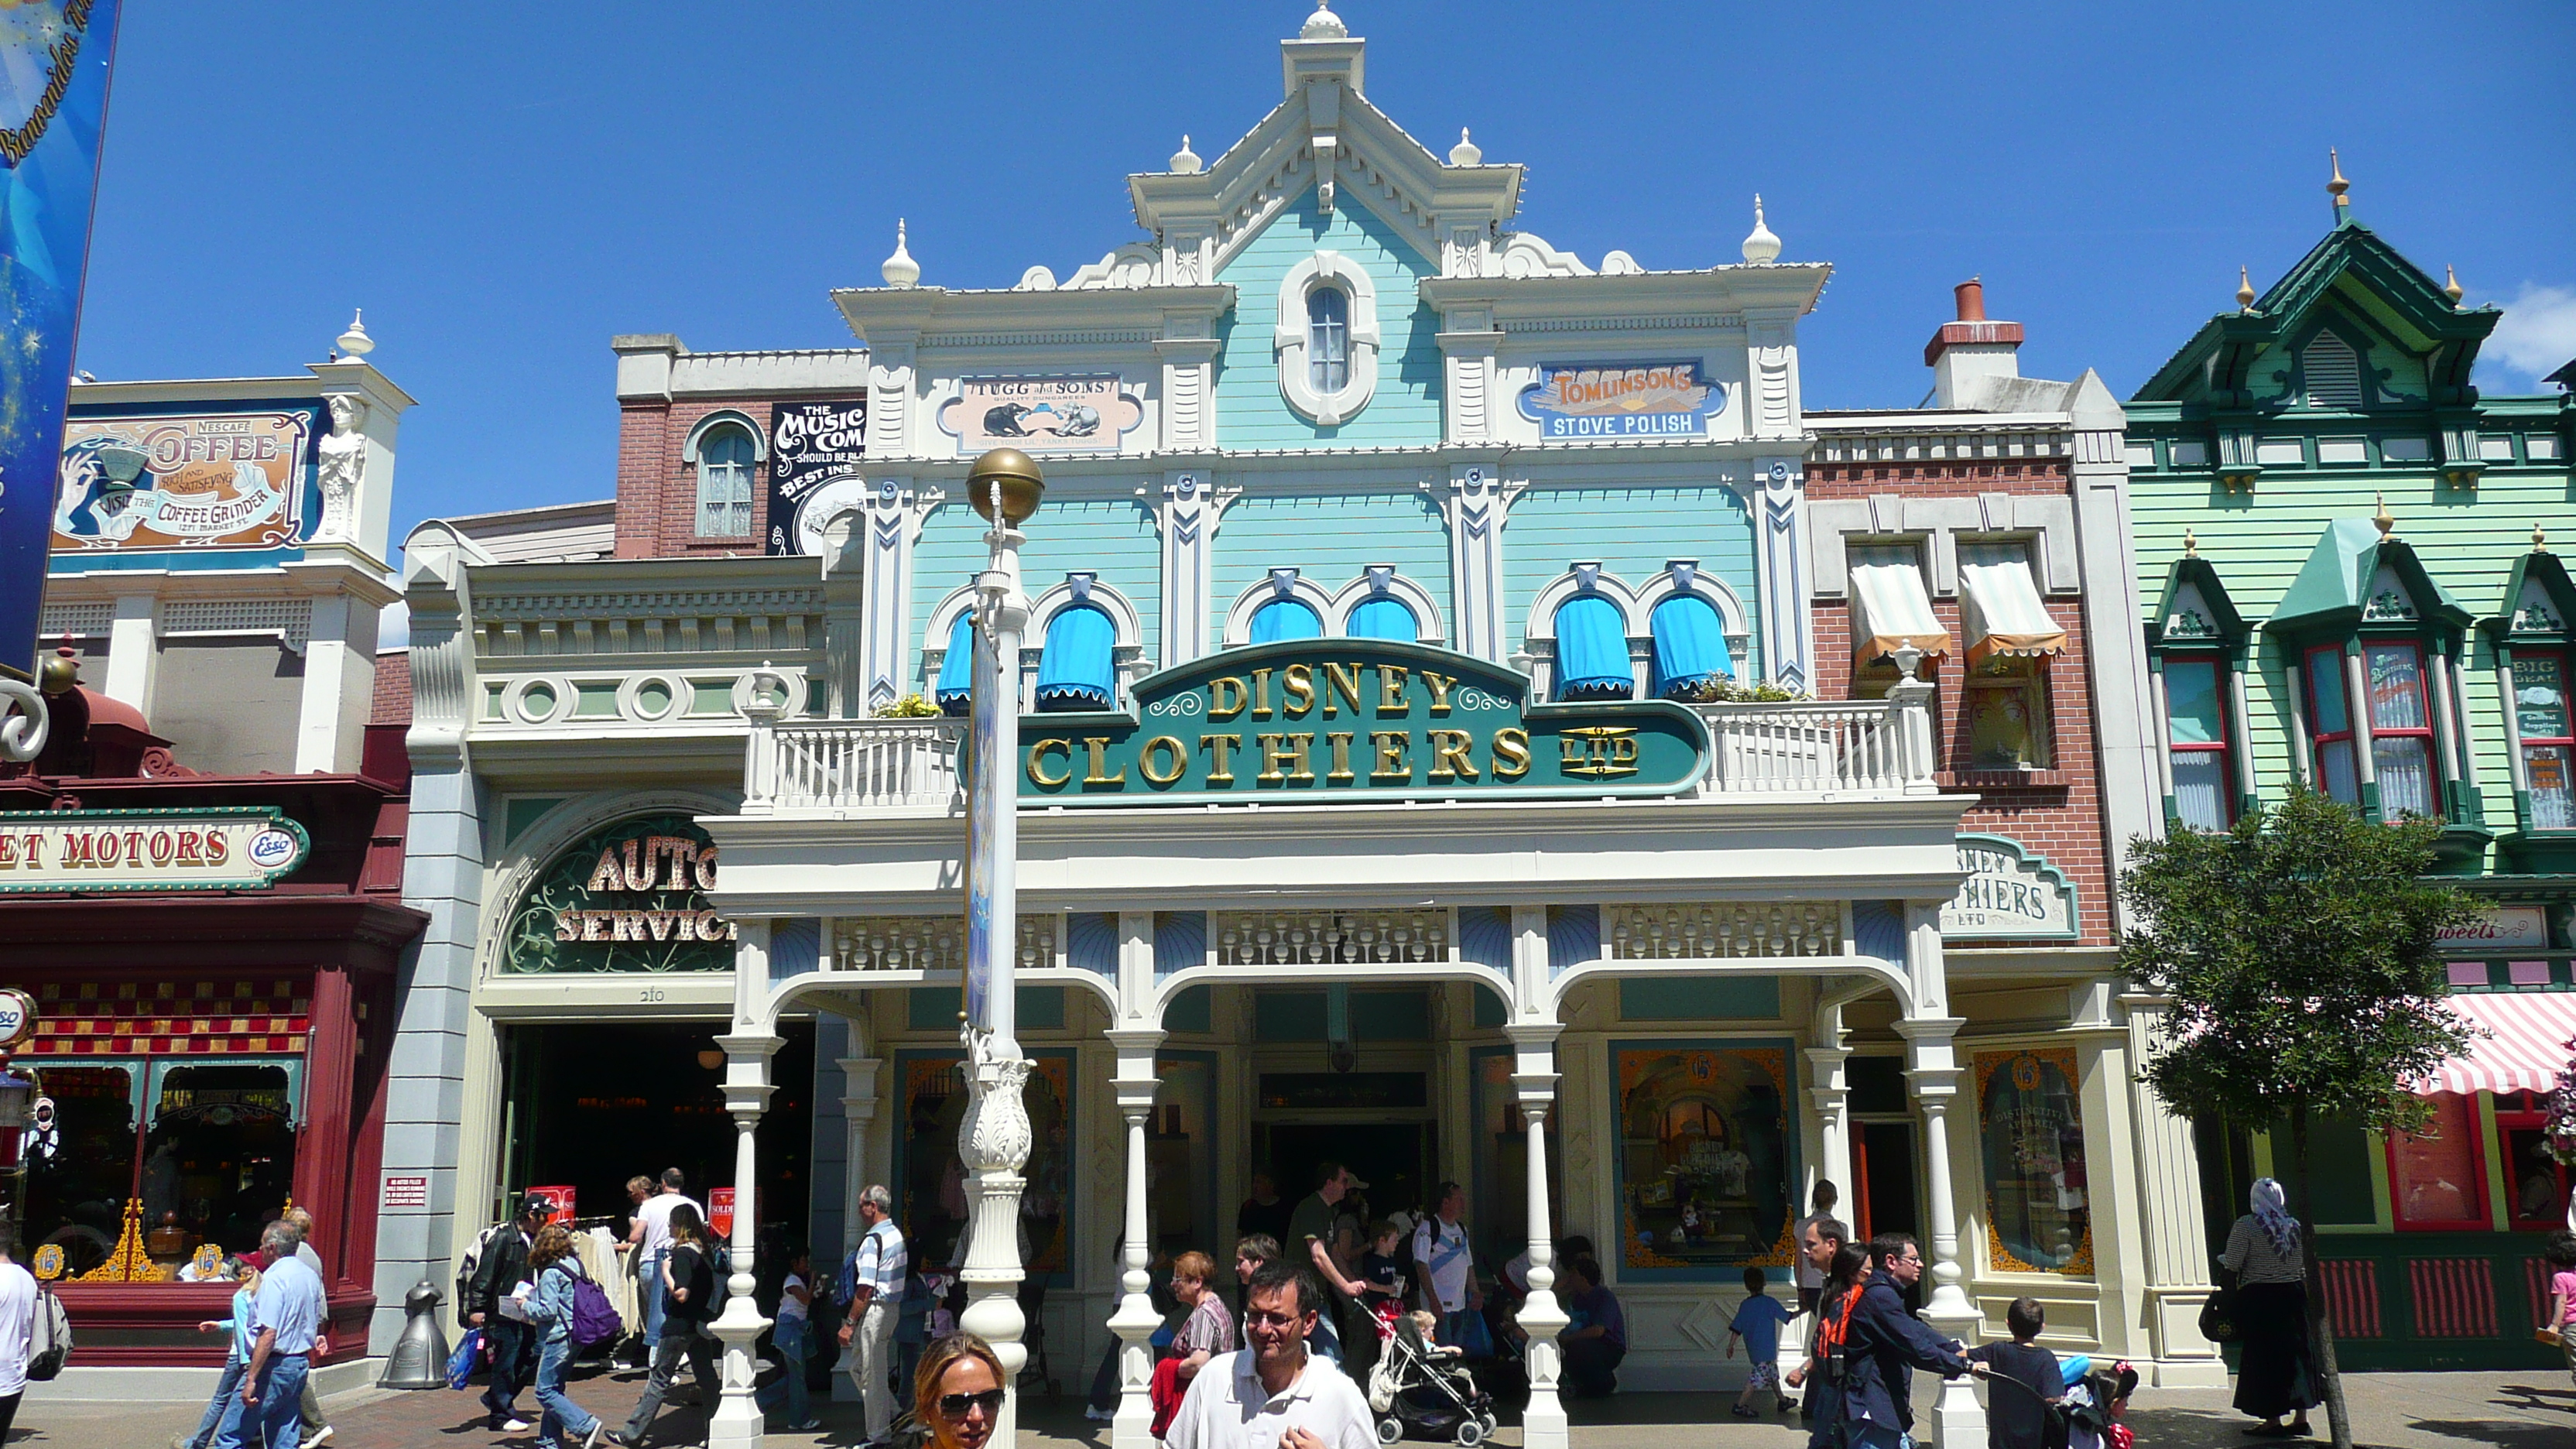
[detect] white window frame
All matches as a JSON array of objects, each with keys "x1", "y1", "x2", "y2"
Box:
[{"x1": 1274, "y1": 250, "x2": 1381, "y2": 426}]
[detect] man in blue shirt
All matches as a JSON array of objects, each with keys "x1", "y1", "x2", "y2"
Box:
[{"x1": 215, "y1": 1221, "x2": 325, "y2": 1449}]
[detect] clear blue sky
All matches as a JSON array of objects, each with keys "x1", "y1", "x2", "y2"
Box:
[{"x1": 70, "y1": 1, "x2": 2576, "y2": 559}]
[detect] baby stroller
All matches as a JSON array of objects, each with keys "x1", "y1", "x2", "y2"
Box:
[{"x1": 1366, "y1": 1314, "x2": 1497, "y2": 1446}]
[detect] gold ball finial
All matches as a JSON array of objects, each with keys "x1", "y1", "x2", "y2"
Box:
[
  {"x1": 2183, "y1": 528, "x2": 2198, "y2": 558},
  {"x1": 2235, "y1": 265, "x2": 2256, "y2": 313},
  {"x1": 966, "y1": 447, "x2": 1045, "y2": 526},
  {"x1": 2443, "y1": 264, "x2": 2464, "y2": 305},
  {"x1": 2328, "y1": 148, "x2": 2350, "y2": 207},
  {"x1": 2373, "y1": 492, "x2": 2395, "y2": 540}
]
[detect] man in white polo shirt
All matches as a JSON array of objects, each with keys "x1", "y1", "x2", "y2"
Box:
[{"x1": 1165, "y1": 1259, "x2": 1373, "y2": 1449}]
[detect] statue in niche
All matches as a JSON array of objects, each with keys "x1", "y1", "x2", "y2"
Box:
[{"x1": 314, "y1": 393, "x2": 368, "y2": 541}]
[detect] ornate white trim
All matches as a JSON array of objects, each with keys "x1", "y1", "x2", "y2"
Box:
[
  {"x1": 1219, "y1": 568, "x2": 1338, "y2": 646},
  {"x1": 1274, "y1": 249, "x2": 1381, "y2": 426},
  {"x1": 681, "y1": 409, "x2": 768, "y2": 464},
  {"x1": 1324, "y1": 567, "x2": 1445, "y2": 643}
]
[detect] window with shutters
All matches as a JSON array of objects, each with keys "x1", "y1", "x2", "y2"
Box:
[{"x1": 2300, "y1": 331, "x2": 2366, "y2": 409}]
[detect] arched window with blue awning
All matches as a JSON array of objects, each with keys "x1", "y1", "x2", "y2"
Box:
[
  {"x1": 934, "y1": 611, "x2": 977, "y2": 716},
  {"x1": 1249, "y1": 598, "x2": 1324, "y2": 643},
  {"x1": 1648, "y1": 593, "x2": 1732, "y2": 697},
  {"x1": 1035, "y1": 604, "x2": 1118, "y2": 711},
  {"x1": 1553, "y1": 594, "x2": 1634, "y2": 701},
  {"x1": 1348, "y1": 596, "x2": 1419, "y2": 642}
]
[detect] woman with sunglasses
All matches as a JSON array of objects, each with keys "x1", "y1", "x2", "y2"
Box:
[{"x1": 906, "y1": 1334, "x2": 1007, "y2": 1449}]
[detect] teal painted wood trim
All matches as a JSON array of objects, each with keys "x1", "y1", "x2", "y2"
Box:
[
  {"x1": 1209, "y1": 491, "x2": 1451, "y2": 642},
  {"x1": 911, "y1": 497, "x2": 1163, "y2": 690},
  {"x1": 1211, "y1": 187, "x2": 1444, "y2": 450},
  {"x1": 1502, "y1": 485, "x2": 1763, "y2": 679}
]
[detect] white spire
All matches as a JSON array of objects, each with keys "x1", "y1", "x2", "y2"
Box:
[
  {"x1": 882, "y1": 218, "x2": 920, "y2": 289},
  {"x1": 1170, "y1": 134, "x2": 1203, "y2": 175},
  {"x1": 1301, "y1": 2, "x2": 1347, "y2": 39},
  {"x1": 1740, "y1": 194, "x2": 1781, "y2": 265},
  {"x1": 334, "y1": 308, "x2": 374, "y2": 359},
  {"x1": 1447, "y1": 127, "x2": 1482, "y2": 167}
]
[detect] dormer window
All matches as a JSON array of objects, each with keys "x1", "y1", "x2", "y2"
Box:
[{"x1": 1307, "y1": 286, "x2": 1350, "y2": 394}]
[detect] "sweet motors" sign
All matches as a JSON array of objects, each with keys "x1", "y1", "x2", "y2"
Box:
[
  {"x1": 0, "y1": 807, "x2": 310, "y2": 893},
  {"x1": 1019, "y1": 640, "x2": 1708, "y2": 805}
]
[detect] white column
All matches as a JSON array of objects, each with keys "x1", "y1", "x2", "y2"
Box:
[
  {"x1": 711, "y1": 915, "x2": 783, "y2": 1449},
  {"x1": 1105, "y1": 1032, "x2": 1165, "y2": 1449},
  {"x1": 1898, "y1": 899, "x2": 1982, "y2": 1447},
  {"x1": 101, "y1": 593, "x2": 156, "y2": 714},
  {"x1": 295, "y1": 591, "x2": 354, "y2": 772},
  {"x1": 1506, "y1": 1024, "x2": 1568, "y2": 1449}
]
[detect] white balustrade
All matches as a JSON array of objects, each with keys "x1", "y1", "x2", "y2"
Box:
[{"x1": 756, "y1": 719, "x2": 965, "y2": 813}]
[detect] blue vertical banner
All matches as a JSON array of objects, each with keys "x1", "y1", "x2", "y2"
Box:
[{"x1": 0, "y1": 1, "x2": 122, "y2": 680}]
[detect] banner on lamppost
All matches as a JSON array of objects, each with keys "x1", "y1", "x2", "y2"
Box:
[{"x1": 0, "y1": 1, "x2": 124, "y2": 681}]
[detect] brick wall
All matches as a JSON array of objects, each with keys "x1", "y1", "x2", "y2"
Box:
[
  {"x1": 1807, "y1": 457, "x2": 2115, "y2": 947},
  {"x1": 613, "y1": 399, "x2": 777, "y2": 559}
]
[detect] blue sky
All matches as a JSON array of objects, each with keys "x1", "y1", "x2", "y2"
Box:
[{"x1": 70, "y1": 1, "x2": 2576, "y2": 563}]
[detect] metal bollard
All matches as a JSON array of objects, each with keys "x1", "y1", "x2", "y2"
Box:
[{"x1": 378, "y1": 1279, "x2": 453, "y2": 1389}]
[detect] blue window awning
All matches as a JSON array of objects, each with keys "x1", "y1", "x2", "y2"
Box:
[
  {"x1": 1348, "y1": 596, "x2": 1419, "y2": 642},
  {"x1": 1648, "y1": 593, "x2": 1733, "y2": 697},
  {"x1": 1250, "y1": 598, "x2": 1324, "y2": 643},
  {"x1": 1035, "y1": 604, "x2": 1117, "y2": 711},
  {"x1": 934, "y1": 611, "x2": 975, "y2": 715},
  {"x1": 1553, "y1": 594, "x2": 1634, "y2": 701}
]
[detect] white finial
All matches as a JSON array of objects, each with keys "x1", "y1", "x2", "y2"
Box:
[
  {"x1": 1741, "y1": 194, "x2": 1781, "y2": 265},
  {"x1": 1170, "y1": 134, "x2": 1203, "y2": 174},
  {"x1": 882, "y1": 218, "x2": 920, "y2": 289},
  {"x1": 334, "y1": 309, "x2": 373, "y2": 359},
  {"x1": 1448, "y1": 127, "x2": 1482, "y2": 167},
  {"x1": 1301, "y1": 2, "x2": 1348, "y2": 39}
]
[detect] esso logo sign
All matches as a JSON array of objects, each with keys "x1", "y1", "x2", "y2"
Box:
[
  {"x1": 0, "y1": 989, "x2": 36, "y2": 1051},
  {"x1": 247, "y1": 829, "x2": 299, "y2": 871}
]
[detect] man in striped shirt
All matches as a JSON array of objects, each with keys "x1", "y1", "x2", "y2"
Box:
[{"x1": 838, "y1": 1185, "x2": 907, "y2": 1448}]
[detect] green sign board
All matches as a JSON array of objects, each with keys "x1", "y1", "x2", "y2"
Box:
[
  {"x1": 503, "y1": 812, "x2": 735, "y2": 974},
  {"x1": 1018, "y1": 640, "x2": 1708, "y2": 806}
]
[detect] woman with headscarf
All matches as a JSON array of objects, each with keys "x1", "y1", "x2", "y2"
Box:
[{"x1": 2221, "y1": 1178, "x2": 2321, "y2": 1437}]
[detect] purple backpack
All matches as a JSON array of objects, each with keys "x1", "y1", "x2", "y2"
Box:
[{"x1": 567, "y1": 1271, "x2": 624, "y2": 1348}]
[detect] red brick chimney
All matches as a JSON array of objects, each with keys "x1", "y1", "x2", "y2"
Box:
[{"x1": 1923, "y1": 277, "x2": 2026, "y2": 406}]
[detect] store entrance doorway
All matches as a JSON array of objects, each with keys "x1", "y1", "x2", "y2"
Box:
[
  {"x1": 495, "y1": 1019, "x2": 814, "y2": 1242},
  {"x1": 1264, "y1": 1123, "x2": 1433, "y2": 1232}
]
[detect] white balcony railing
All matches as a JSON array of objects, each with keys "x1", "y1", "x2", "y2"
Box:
[
  {"x1": 745, "y1": 718, "x2": 966, "y2": 814},
  {"x1": 741, "y1": 689, "x2": 1937, "y2": 816},
  {"x1": 1691, "y1": 697, "x2": 1936, "y2": 796}
]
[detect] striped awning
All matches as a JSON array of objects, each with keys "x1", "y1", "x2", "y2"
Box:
[{"x1": 2417, "y1": 990, "x2": 2576, "y2": 1095}]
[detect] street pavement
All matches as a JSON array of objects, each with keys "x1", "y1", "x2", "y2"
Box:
[{"x1": 9, "y1": 1368, "x2": 2569, "y2": 1447}]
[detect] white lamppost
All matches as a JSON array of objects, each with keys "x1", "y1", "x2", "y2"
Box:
[{"x1": 956, "y1": 448, "x2": 1042, "y2": 1446}]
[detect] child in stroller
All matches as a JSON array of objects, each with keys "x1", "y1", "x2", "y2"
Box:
[{"x1": 1366, "y1": 1310, "x2": 1497, "y2": 1446}]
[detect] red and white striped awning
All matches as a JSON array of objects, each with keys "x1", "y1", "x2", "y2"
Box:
[{"x1": 2417, "y1": 991, "x2": 2576, "y2": 1096}]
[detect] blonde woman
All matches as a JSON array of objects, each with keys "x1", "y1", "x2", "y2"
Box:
[{"x1": 906, "y1": 1334, "x2": 1007, "y2": 1449}]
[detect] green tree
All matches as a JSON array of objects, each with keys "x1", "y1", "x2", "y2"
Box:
[{"x1": 2119, "y1": 786, "x2": 2474, "y2": 1449}]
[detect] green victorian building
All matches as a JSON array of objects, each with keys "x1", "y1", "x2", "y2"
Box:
[{"x1": 2124, "y1": 159, "x2": 2576, "y2": 1370}]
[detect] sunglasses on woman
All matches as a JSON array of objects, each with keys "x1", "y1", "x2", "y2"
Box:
[{"x1": 940, "y1": 1389, "x2": 1007, "y2": 1417}]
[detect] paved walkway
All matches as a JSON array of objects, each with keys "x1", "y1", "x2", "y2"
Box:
[{"x1": 8, "y1": 1369, "x2": 2569, "y2": 1447}]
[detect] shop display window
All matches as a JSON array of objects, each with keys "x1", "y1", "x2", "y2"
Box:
[
  {"x1": 2495, "y1": 1091, "x2": 2572, "y2": 1230},
  {"x1": 2389, "y1": 1093, "x2": 2489, "y2": 1230},
  {"x1": 1974, "y1": 1048, "x2": 2092, "y2": 1275},
  {"x1": 896, "y1": 1052, "x2": 1073, "y2": 1279},
  {"x1": 1610, "y1": 1041, "x2": 1797, "y2": 1278},
  {"x1": 18, "y1": 1058, "x2": 299, "y2": 1283}
]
